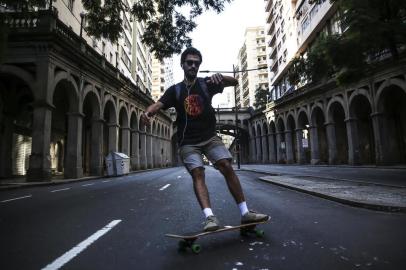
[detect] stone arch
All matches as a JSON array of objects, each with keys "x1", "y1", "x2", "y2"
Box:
[
  {"x1": 310, "y1": 102, "x2": 325, "y2": 126},
  {"x1": 118, "y1": 104, "x2": 130, "y2": 155},
  {"x1": 375, "y1": 78, "x2": 406, "y2": 110},
  {"x1": 349, "y1": 92, "x2": 375, "y2": 164},
  {"x1": 103, "y1": 98, "x2": 118, "y2": 157},
  {"x1": 82, "y1": 90, "x2": 103, "y2": 176},
  {"x1": 297, "y1": 109, "x2": 311, "y2": 163},
  {"x1": 327, "y1": 99, "x2": 348, "y2": 164},
  {"x1": 375, "y1": 82, "x2": 406, "y2": 164},
  {"x1": 52, "y1": 71, "x2": 80, "y2": 112},
  {"x1": 51, "y1": 76, "x2": 81, "y2": 178},
  {"x1": 0, "y1": 64, "x2": 35, "y2": 97},
  {"x1": 0, "y1": 71, "x2": 34, "y2": 178},
  {"x1": 311, "y1": 105, "x2": 328, "y2": 164}
]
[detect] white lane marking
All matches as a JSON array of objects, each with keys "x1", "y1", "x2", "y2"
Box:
[
  {"x1": 102, "y1": 180, "x2": 111, "y2": 183},
  {"x1": 1, "y1": 195, "x2": 32, "y2": 203},
  {"x1": 42, "y1": 219, "x2": 121, "y2": 270},
  {"x1": 82, "y1": 183, "x2": 94, "y2": 187},
  {"x1": 51, "y1": 188, "x2": 71, "y2": 193},
  {"x1": 159, "y1": 184, "x2": 171, "y2": 191}
]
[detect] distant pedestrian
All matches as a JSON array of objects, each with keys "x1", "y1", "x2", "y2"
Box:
[{"x1": 141, "y1": 47, "x2": 269, "y2": 231}]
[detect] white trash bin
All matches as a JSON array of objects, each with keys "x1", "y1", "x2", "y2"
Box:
[{"x1": 105, "y1": 152, "x2": 130, "y2": 176}]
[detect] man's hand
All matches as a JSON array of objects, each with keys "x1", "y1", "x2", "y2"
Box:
[
  {"x1": 140, "y1": 111, "x2": 152, "y2": 127},
  {"x1": 206, "y1": 73, "x2": 224, "y2": 86}
]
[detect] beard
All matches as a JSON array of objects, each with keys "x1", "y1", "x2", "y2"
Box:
[{"x1": 185, "y1": 69, "x2": 197, "y2": 80}]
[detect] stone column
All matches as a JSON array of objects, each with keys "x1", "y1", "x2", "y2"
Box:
[
  {"x1": 261, "y1": 135, "x2": 268, "y2": 163},
  {"x1": 371, "y1": 112, "x2": 387, "y2": 164},
  {"x1": 249, "y1": 138, "x2": 256, "y2": 163},
  {"x1": 108, "y1": 123, "x2": 119, "y2": 152},
  {"x1": 120, "y1": 127, "x2": 131, "y2": 156},
  {"x1": 345, "y1": 117, "x2": 360, "y2": 165},
  {"x1": 295, "y1": 129, "x2": 306, "y2": 164},
  {"x1": 0, "y1": 116, "x2": 13, "y2": 178},
  {"x1": 27, "y1": 102, "x2": 53, "y2": 181},
  {"x1": 268, "y1": 133, "x2": 276, "y2": 163},
  {"x1": 139, "y1": 131, "x2": 147, "y2": 169},
  {"x1": 276, "y1": 132, "x2": 284, "y2": 163},
  {"x1": 130, "y1": 130, "x2": 140, "y2": 170},
  {"x1": 285, "y1": 130, "x2": 294, "y2": 164},
  {"x1": 64, "y1": 112, "x2": 84, "y2": 179},
  {"x1": 309, "y1": 125, "x2": 320, "y2": 165},
  {"x1": 256, "y1": 136, "x2": 263, "y2": 163},
  {"x1": 146, "y1": 134, "x2": 153, "y2": 168},
  {"x1": 325, "y1": 122, "x2": 337, "y2": 164},
  {"x1": 90, "y1": 118, "x2": 103, "y2": 176}
]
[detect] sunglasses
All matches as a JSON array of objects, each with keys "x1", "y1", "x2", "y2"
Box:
[{"x1": 185, "y1": 60, "x2": 201, "y2": 67}]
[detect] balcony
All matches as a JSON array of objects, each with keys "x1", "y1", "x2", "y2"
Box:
[
  {"x1": 265, "y1": 0, "x2": 273, "y2": 12},
  {"x1": 268, "y1": 34, "x2": 276, "y2": 47},
  {"x1": 267, "y1": 20, "x2": 275, "y2": 36}
]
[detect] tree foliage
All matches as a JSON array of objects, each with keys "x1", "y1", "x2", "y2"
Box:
[
  {"x1": 0, "y1": 0, "x2": 233, "y2": 60},
  {"x1": 288, "y1": 0, "x2": 406, "y2": 86},
  {"x1": 253, "y1": 86, "x2": 269, "y2": 109}
]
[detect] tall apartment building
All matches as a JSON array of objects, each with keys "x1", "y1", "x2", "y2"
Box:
[
  {"x1": 235, "y1": 26, "x2": 269, "y2": 108},
  {"x1": 131, "y1": 20, "x2": 153, "y2": 94},
  {"x1": 264, "y1": 0, "x2": 338, "y2": 100},
  {"x1": 151, "y1": 57, "x2": 174, "y2": 102}
]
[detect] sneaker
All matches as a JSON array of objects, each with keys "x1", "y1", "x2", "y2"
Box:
[
  {"x1": 204, "y1": 215, "x2": 220, "y2": 232},
  {"x1": 241, "y1": 210, "x2": 269, "y2": 224}
]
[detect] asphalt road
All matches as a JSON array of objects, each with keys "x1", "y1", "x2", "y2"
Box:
[{"x1": 1, "y1": 167, "x2": 405, "y2": 270}]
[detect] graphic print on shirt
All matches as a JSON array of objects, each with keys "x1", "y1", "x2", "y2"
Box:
[{"x1": 184, "y1": 94, "x2": 204, "y2": 117}]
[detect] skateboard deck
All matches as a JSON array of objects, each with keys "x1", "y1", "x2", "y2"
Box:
[{"x1": 165, "y1": 217, "x2": 270, "y2": 254}]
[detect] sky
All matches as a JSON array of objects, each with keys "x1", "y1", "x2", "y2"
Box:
[{"x1": 172, "y1": 0, "x2": 267, "y2": 106}]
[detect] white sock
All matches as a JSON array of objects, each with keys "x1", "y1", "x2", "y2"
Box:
[
  {"x1": 238, "y1": 201, "x2": 249, "y2": 216},
  {"x1": 203, "y1": 208, "x2": 214, "y2": 218}
]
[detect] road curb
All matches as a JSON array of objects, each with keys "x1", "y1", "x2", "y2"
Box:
[
  {"x1": 0, "y1": 167, "x2": 167, "y2": 191},
  {"x1": 257, "y1": 177, "x2": 406, "y2": 213}
]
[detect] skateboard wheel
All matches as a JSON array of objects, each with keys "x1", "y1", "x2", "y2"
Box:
[
  {"x1": 178, "y1": 240, "x2": 187, "y2": 251},
  {"x1": 191, "y1": 244, "x2": 201, "y2": 254},
  {"x1": 255, "y1": 229, "x2": 265, "y2": 238}
]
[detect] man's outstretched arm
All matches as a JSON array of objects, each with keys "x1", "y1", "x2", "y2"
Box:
[
  {"x1": 141, "y1": 101, "x2": 164, "y2": 126},
  {"x1": 207, "y1": 73, "x2": 238, "y2": 87}
]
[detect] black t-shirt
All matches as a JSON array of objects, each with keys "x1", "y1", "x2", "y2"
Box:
[{"x1": 159, "y1": 77, "x2": 224, "y2": 146}]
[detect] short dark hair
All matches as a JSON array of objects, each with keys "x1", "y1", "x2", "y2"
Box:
[{"x1": 180, "y1": 47, "x2": 202, "y2": 64}]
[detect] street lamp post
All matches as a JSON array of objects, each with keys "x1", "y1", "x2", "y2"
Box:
[{"x1": 200, "y1": 66, "x2": 268, "y2": 169}]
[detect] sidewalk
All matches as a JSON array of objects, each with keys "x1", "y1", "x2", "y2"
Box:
[{"x1": 237, "y1": 164, "x2": 406, "y2": 213}]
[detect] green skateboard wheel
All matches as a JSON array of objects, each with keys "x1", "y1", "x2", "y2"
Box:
[
  {"x1": 255, "y1": 229, "x2": 265, "y2": 238},
  {"x1": 191, "y1": 243, "x2": 201, "y2": 254}
]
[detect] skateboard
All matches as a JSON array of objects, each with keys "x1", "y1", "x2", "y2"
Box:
[{"x1": 165, "y1": 217, "x2": 270, "y2": 254}]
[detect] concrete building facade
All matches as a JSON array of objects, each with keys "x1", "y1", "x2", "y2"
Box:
[
  {"x1": 247, "y1": 0, "x2": 406, "y2": 166},
  {"x1": 235, "y1": 26, "x2": 269, "y2": 108},
  {"x1": 0, "y1": 2, "x2": 173, "y2": 182}
]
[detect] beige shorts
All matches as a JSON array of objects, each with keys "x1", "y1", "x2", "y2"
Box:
[{"x1": 178, "y1": 136, "x2": 233, "y2": 172}]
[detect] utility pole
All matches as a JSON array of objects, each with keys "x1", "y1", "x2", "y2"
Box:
[{"x1": 233, "y1": 64, "x2": 241, "y2": 169}]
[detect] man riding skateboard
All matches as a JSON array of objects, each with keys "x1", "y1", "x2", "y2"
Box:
[{"x1": 141, "y1": 47, "x2": 269, "y2": 232}]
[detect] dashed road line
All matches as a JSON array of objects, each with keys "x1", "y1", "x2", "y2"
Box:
[
  {"x1": 159, "y1": 184, "x2": 171, "y2": 191},
  {"x1": 1, "y1": 195, "x2": 32, "y2": 203},
  {"x1": 42, "y1": 219, "x2": 122, "y2": 270},
  {"x1": 82, "y1": 183, "x2": 94, "y2": 187},
  {"x1": 51, "y1": 188, "x2": 71, "y2": 193}
]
